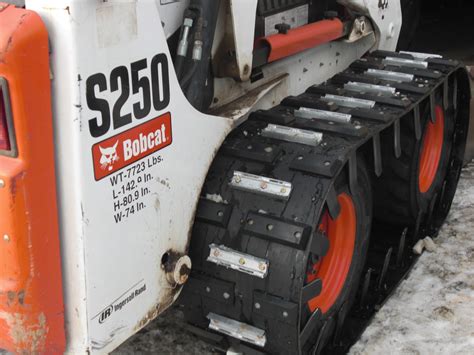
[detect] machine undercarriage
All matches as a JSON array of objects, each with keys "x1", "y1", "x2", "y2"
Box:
[
  {"x1": 179, "y1": 50, "x2": 470, "y2": 354},
  {"x1": 0, "y1": 0, "x2": 471, "y2": 354}
]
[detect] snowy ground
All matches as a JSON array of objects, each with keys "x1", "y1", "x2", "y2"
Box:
[
  {"x1": 349, "y1": 163, "x2": 474, "y2": 355},
  {"x1": 115, "y1": 163, "x2": 474, "y2": 355}
]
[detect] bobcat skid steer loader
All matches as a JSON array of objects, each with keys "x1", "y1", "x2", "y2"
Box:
[{"x1": 0, "y1": 0, "x2": 470, "y2": 354}]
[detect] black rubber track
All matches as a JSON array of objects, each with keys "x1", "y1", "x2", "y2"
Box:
[
  {"x1": 178, "y1": 51, "x2": 471, "y2": 354},
  {"x1": 180, "y1": 117, "x2": 341, "y2": 354},
  {"x1": 373, "y1": 89, "x2": 455, "y2": 226}
]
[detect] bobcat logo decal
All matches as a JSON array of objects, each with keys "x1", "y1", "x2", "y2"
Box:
[
  {"x1": 91, "y1": 112, "x2": 172, "y2": 181},
  {"x1": 99, "y1": 141, "x2": 119, "y2": 171}
]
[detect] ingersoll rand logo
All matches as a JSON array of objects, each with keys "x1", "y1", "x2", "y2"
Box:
[
  {"x1": 93, "y1": 282, "x2": 147, "y2": 324},
  {"x1": 98, "y1": 305, "x2": 114, "y2": 324}
]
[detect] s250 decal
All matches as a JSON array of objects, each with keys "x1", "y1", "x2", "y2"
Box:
[{"x1": 86, "y1": 53, "x2": 171, "y2": 138}]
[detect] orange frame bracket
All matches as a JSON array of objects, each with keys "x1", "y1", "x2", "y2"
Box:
[{"x1": 0, "y1": 3, "x2": 65, "y2": 353}]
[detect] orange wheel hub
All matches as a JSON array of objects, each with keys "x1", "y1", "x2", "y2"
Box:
[
  {"x1": 418, "y1": 105, "x2": 445, "y2": 193},
  {"x1": 307, "y1": 193, "x2": 356, "y2": 313}
]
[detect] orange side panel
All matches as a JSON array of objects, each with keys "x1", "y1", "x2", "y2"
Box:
[
  {"x1": 263, "y1": 18, "x2": 344, "y2": 63},
  {"x1": 0, "y1": 3, "x2": 65, "y2": 354}
]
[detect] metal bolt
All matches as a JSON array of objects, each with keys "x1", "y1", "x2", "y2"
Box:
[
  {"x1": 234, "y1": 176, "x2": 241, "y2": 183},
  {"x1": 280, "y1": 187, "x2": 287, "y2": 194},
  {"x1": 324, "y1": 161, "x2": 331, "y2": 166},
  {"x1": 247, "y1": 145, "x2": 253, "y2": 150},
  {"x1": 255, "y1": 302, "x2": 261, "y2": 309},
  {"x1": 266, "y1": 224, "x2": 274, "y2": 231},
  {"x1": 3, "y1": 234, "x2": 10, "y2": 242},
  {"x1": 239, "y1": 258, "x2": 246, "y2": 265},
  {"x1": 264, "y1": 147, "x2": 273, "y2": 153},
  {"x1": 283, "y1": 311, "x2": 289, "y2": 318},
  {"x1": 355, "y1": 125, "x2": 362, "y2": 130},
  {"x1": 297, "y1": 155, "x2": 303, "y2": 160},
  {"x1": 294, "y1": 231, "x2": 302, "y2": 239},
  {"x1": 206, "y1": 286, "x2": 211, "y2": 293},
  {"x1": 217, "y1": 210, "x2": 224, "y2": 217},
  {"x1": 247, "y1": 218, "x2": 254, "y2": 225},
  {"x1": 258, "y1": 263, "x2": 267, "y2": 271},
  {"x1": 0, "y1": 179, "x2": 4, "y2": 188},
  {"x1": 223, "y1": 292, "x2": 230, "y2": 299},
  {"x1": 213, "y1": 249, "x2": 220, "y2": 257},
  {"x1": 260, "y1": 182, "x2": 268, "y2": 190}
]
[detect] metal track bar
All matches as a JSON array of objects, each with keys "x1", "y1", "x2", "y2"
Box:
[
  {"x1": 321, "y1": 94, "x2": 376, "y2": 109},
  {"x1": 400, "y1": 51, "x2": 442, "y2": 61},
  {"x1": 207, "y1": 244, "x2": 269, "y2": 278},
  {"x1": 261, "y1": 123, "x2": 323, "y2": 146},
  {"x1": 344, "y1": 81, "x2": 396, "y2": 95},
  {"x1": 383, "y1": 56, "x2": 428, "y2": 69},
  {"x1": 365, "y1": 68, "x2": 414, "y2": 82},
  {"x1": 207, "y1": 312, "x2": 266, "y2": 347},
  {"x1": 229, "y1": 171, "x2": 292, "y2": 199},
  {"x1": 294, "y1": 107, "x2": 351, "y2": 123}
]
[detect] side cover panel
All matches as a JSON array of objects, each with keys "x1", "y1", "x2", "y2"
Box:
[
  {"x1": 26, "y1": 0, "x2": 233, "y2": 353},
  {"x1": 0, "y1": 3, "x2": 65, "y2": 353}
]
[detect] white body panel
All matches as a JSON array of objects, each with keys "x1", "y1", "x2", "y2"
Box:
[
  {"x1": 230, "y1": 0, "x2": 258, "y2": 81},
  {"x1": 155, "y1": 0, "x2": 190, "y2": 39},
  {"x1": 24, "y1": 0, "x2": 399, "y2": 353},
  {"x1": 338, "y1": 0, "x2": 402, "y2": 50},
  {"x1": 27, "y1": 1, "x2": 232, "y2": 353}
]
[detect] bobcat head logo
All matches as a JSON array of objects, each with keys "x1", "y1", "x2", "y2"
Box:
[{"x1": 99, "y1": 141, "x2": 119, "y2": 171}]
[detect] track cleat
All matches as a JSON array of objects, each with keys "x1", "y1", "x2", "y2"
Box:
[
  {"x1": 207, "y1": 244, "x2": 269, "y2": 278},
  {"x1": 344, "y1": 81, "x2": 396, "y2": 95},
  {"x1": 261, "y1": 123, "x2": 323, "y2": 146},
  {"x1": 294, "y1": 107, "x2": 352, "y2": 123},
  {"x1": 383, "y1": 56, "x2": 428, "y2": 69},
  {"x1": 207, "y1": 312, "x2": 267, "y2": 347},
  {"x1": 365, "y1": 68, "x2": 414, "y2": 82},
  {"x1": 229, "y1": 171, "x2": 292, "y2": 199},
  {"x1": 400, "y1": 50, "x2": 442, "y2": 61},
  {"x1": 321, "y1": 94, "x2": 376, "y2": 109}
]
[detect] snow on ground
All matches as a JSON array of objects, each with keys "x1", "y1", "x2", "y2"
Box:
[
  {"x1": 350, "y1": 162, "x2": 474, "y2": 355},
  {"x1": 112, "y1": 307, "x2": 216, "y2": 354},
  {"x1": 116, "y1": 163, "x2": 474, "y2": 355}
]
